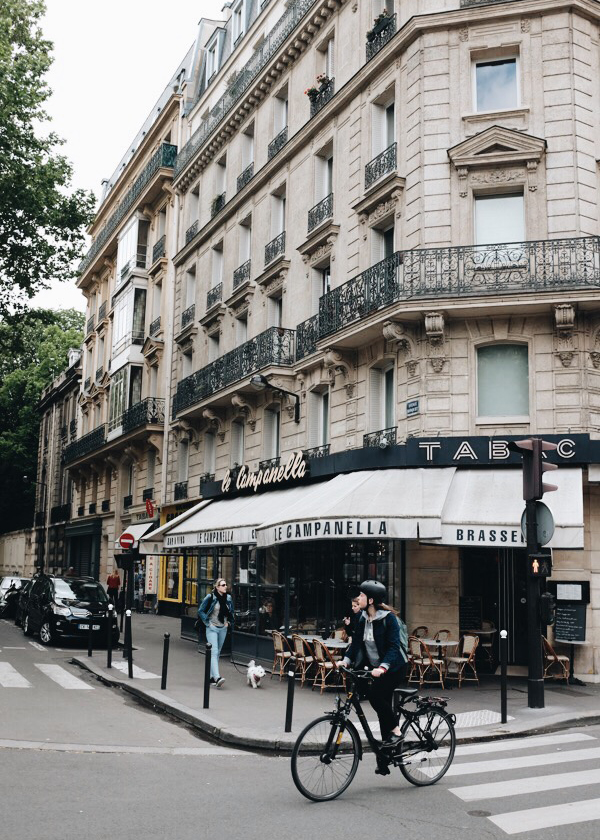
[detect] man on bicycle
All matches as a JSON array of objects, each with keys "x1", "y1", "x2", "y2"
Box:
[{"x1": 341, "y1": 580, "x2": 407, "y2": 752}]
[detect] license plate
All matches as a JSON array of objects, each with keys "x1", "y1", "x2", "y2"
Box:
[{"x1": 78, "y1": 623, "x2": 101, "y2": 630}]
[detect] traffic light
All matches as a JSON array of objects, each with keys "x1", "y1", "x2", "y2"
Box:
[
  {"x1": 539, "y1": 592, "x2": 556, "y2": 626},
  {"x1": 529, "y1": 549, "x2": 552, "y2": 578},
  {"x1": 508, "y1": 438, "x2": 559, "y2": 501}
]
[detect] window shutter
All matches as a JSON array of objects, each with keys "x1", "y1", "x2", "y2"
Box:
[
  {"x1": 384, "y1": 367, "x2": 395, "y2": 428},
  {"x1": 205, "y1": 433, "x2": 216, "y2": 474},
  {"x1": 326, "y1": 38, "x2": 335, "y2": 79},
  {"x1": 178, "y1": 440, "x2": 189, "y2": 482},
  {"x1": 372, "y1": 104, "x2": 384, "y2": 157},
  {"x1": 308, "y1": 392, "x2": 320, "y2": 446},
  {"x1": 231, "y1": 421, "x2": 244, "y2": 465},
  {"x1": 321, "y1": 390, "x2": 330, "y2": 445},
  {"x1": 369, "y1": 368, "x2": 383, "y2": 431},
  {"x1": 371, "y1": 230, "x2": 384, "y2": 264},
  {"x1": 385, "y1": 102, "x2": 395, "y2": 147}
]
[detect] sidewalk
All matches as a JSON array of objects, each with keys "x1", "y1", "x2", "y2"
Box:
[{"x1": 73, "y1": 614, "x2": 600, "y2": 752}]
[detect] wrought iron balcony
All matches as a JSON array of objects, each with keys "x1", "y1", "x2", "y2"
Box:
[
  {"x1": 200, "y1": 472, "x2": 215, "y2": 484},
  {"x1": 259, "y1": 457, "x2": 280, "y2": 470},
  {"x1": 268, "y1": 126, "x2": 288, "y2": 160},
  {"x1": 181, "y1": 303, "x2": 196, "y2": 330},
  {"x1": 365, "y1": 142, "x2": 397, "y2": 190},
  {"x1": 63, "y1": 424, "x2": 107, "y2": 464},
  {"x1": 50, "y1": 503, "x2": 71, "y2": 524},
  {"x1": 95, "y1": 366, "x2": 103, "y2": 383},
  {"x1": 152, "y1": 234, "x2": 166, "y2": 262},
  {"x1": 86, "y1": 316, "x2": 95, "y2": 335},
  {"x1": 123, "y1": 495, "x2": 133, "y2": 509},
  {"x1": 265, "y1": 231, "x2": 285, "y2": 266},
  {"x1": 98, "y1": 301, "x2": 107, "y2": 322},
  {"x1": 116, "y1": 247, "x2": 147, "y2": 290},
  {"x1": 84, "y1": 377, "x2": 91, "y2": 391},
  {"x1": 211, "y1": 192, "x2": 226, "y2": 218},
  {"x1": 295, "y1": 313, "x2": 319, "y2": 360},
  {"x1": 79, "y1": 142, "x2": 177, "y2": 275},
  {"x1": 173, "y1": 326, "x2": 295, "y2": 415},
  {"x1": 69, "y1": 419, "x2": 77, "y2": 439},
  {"x1": 207, "y1": 284, "x2": 223, "y2": 310},
  {"x1": 233, "y1": 259, "x2": 251, "y2": 290},
  {"x1": 60, "y1": 424, "x2": 68, "y2": 440},
  {"x1": 363, "y1": 426, "x2": 397, "y2": 449},
  {"x1": 309, "y1": 77, "x2": 334, "y2": 118},
  {"x1": 150, "y1": 316, "x2": 161, "y2": 336},
  {"x1": 303, "y1": 444, "x2": 330, "y2": 459},
  {"x1": 307, "y1": 193, "x2": 333, "y2": 233},
  {"x1": 101, "y1": 499, "x2": 110, "y2": 512},
  {"x1": 185, "y1": 220, "x2": 198, "y2": 244},
  {"x1": 142, "y1": 488, "x2": 154, "y2": 501},
  {"x1": 174, "y1": 481, "x2": 188, "y2": 501},
  {"x1": 237, "y1": 162, "x2": 254, "y2": 192},
  {"x1": 121, "y1": 397, "x2": 165, "y2": 434},
  {"x1": 88, "y1": 503, "x2": 96, "y2": 515},
  {"x1": 366, "y1": 13, "x2": 397, "y2": 61}
]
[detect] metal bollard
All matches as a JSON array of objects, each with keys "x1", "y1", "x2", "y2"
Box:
[
  {"x1": 106, "y1": 604, "x2": 113, "y2": 668},
  {"x1": 125, "y1": 610, "x2": 133, "y2": 678},
  {"x1": 87, "y1": 617, "x2": 93, "y2": 657},
  {"x1": 500, "y1": 629, "x2": 508, "y2": 724},
  {"x1": 203, "y1": 642, "x2": 212, "y2": 709},
  {"x1": 161, "y1": 632, "x2": 170, "y2": 690},
  {"x1": 284, "y1": 663, "x2": 296, "y2": 733}
]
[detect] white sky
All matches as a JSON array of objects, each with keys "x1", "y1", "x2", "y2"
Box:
[{"x1": 32, "y1": 0, "x2": 224, "y2": 311}]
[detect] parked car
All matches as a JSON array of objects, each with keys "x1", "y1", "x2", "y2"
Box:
[
  {"x1": 14, "y1": 578, "x2": 34, "y2": 626},
  {"x1": 0, "y1": 576, "x2": 29, "y2": 618},
  {"x1": 23, "y1": 575, "x2": 120, "y2": 646}
]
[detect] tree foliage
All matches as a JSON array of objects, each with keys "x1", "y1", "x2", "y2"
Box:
[
  {"x1": 0, "y1": 0, "x2": 95, "y2": 314},
  {"x1": 0, "y1": 308, "x2": 84, "y2": 532}
]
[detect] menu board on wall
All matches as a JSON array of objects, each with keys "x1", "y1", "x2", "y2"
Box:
[
  {"x1": 554, "y1": 603, "x2": 586, "y2": 643},
  {"x1": 459, "y1": 596, "x2": 482, "y2": 630}
]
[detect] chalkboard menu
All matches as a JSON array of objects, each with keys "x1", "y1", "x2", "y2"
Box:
[
  {"x1": 554, "y1": 603, "x2": 587, "y2": 643},
  {"x1": 459, "y1": 596, "x2": 482, "y2": 630}
]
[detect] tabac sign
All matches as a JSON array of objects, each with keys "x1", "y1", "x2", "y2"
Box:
[{"x1": 222, "y1": 450, "x2": 308, "y2": 494}]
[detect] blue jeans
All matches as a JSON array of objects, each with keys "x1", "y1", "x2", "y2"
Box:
[{"x1": 205, "y1": 624, "x2": 228, "y2": 680}]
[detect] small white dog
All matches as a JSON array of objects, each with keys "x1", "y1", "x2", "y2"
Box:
[{"x1": 246, "y1": 660, "x2": 266, "y2": 689}]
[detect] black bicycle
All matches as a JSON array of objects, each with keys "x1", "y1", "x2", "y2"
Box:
[{"x1": 291, "y1": 667, "x2": 456, "y2": 801}]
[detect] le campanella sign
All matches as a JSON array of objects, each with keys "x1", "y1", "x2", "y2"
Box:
[{"x1": 222, "y1": 450, "x2": 308, "y2": 494}]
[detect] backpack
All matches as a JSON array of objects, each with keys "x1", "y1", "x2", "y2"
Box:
[{"x1": 394, "y1": 614, "x2": 409, "y2": 663}]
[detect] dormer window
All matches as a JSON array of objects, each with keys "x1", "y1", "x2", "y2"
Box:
[
  {"x1": 206, "y1": 40, "x2": 218, "y2": 80},
  {"x1": 232, "y1": 0, "x2": 245, "y2": 43}
]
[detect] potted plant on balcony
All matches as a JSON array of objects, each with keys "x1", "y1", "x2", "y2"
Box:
[
  {"x1": 305, "y1": 74, "x2": 332, "y2": 101},
  {"x1": 367, "y1": 8, "x2": 393, "y2": 42}
]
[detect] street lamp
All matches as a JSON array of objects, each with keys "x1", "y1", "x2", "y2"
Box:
[{"x1": 249, "y1": 373, "x2": 300, "y2": 423}]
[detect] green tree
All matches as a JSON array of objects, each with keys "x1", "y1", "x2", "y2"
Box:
[
  {"x1": 0, "y1": 0, "x2": 95, "y2": 315},
  {"x1": 0, "y1": 308, "x2": 84, "y2": 532}
]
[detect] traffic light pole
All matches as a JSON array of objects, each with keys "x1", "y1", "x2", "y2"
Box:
[{"x1": 525, "y1": 499, "x2": 544, "y2": 708}]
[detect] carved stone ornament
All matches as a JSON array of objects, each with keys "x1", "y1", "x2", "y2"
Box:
[
  {"x1": 201, "y1": 408, "x2": 223, "y2": 437},
  {"x1": 429, "y1": 357, "x2": 446, "y2": 374},
  {"x1": 263, "y1": 274, "x2": 284, "y2": 295},
  {"x1": 459, "y1": 27, "x2": 468, "y2": 42},
  {"x1": 470, "y1": 169, "x2": 523, "y2": 186},
  {"x1": 406, "y1": 359, "x2": 419, "y2": 378},
  {"x1": 458, "y1": 167, "x2": 468, "y2": 198},
  {"x1": 589, "y1": 351, "x2": 600, "y2": 369},
  {"x1": 301, "y1": 237, "x2": 336, "y2": 266},
  {"x1": 521, "y1": 18, "x2": 531, "y2": 33},
  {"x1": 382, "y1": 320, "x2": 414, "y2": 362},
  {"x1": 173, "y1": 419, "x2": 200, "y2": 450},
  {"x1": 231, "y1": 394, "x2": 256, "y2": 431},
  {"x1": 424, "y1": 312, "x2": 445, "y2": 348},
  {"x1": 557, "y1": 351, "x2": 575, "y2": 368},
  {"x1": 554, "y1": 304, "x2": 576, "y2": 365},
  {"x1": 323, "y1": 347, "x2": 355, "y2": 389}
]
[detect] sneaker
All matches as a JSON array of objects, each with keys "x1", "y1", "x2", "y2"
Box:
[
  {"x1": 216, "y1": 677, "x2": 225, "y2": 688},
  {"x1": 375, "y1": 762, "x2": 390, "y2": 776},
  {"x1": 382, "y1": 733, "x2": 404, "y2": 749},
  {"x1": 209, "y1": 677, "x2": 216, "y2": 685}
]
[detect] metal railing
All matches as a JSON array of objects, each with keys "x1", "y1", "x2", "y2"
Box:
[
  {"x1": 237, "y1": 162, "x2": 254, "y2": 192},
  {"x1": 307, "y1": 193, "x2": 333, "y2": 233},
  {"x1": 233, "y1": 259, "x2": 251, "y2": 289},
  {"x1": 259, "y1": 456, "x2": 281, "y2": 470},
  {"x1": 268, "y1": 125, "x2": 288, "y2": 160},
  {"x1": 363, "y1": 426, "x2": 397, "y2": 448},
  {"x1": 116, "y1": 246, "x2": 148, "y2": 290},
  {"x1": 200, "y1": 472, "x2": 215, "y2": 484},
  {"x1": 123, "y1": 495, "x2": 133, "y2": 509},
  {"x1": 309, "y1": 78, "x2": 335, "y2": 117},
  {"x1": 84, "y1": 377, "x2": 91, "y2": 391},
  {"x1": 265, "y1": 231, "x2": 285, "y2": 266},
  {"x1": 185, "y1": 220, "x2": 199, "y2": 244},
  {"x1": 69, "y1": 419, "x2": 77, "y2": 439},
  {"x1": 79, "y1": 143, "x2": 177, "y2": 274},
  {"x1": 207, "y1": 283, "x2": 223, "y2": 309},
  {"x1": 174, "y1": 481, "x2": 188, "y2": 501},
  {"x1": 150, "y1": 316, "x2": 161, "y2": 336},
  {"x1": 303, "y1": 444, "x2": 330, "y2": 459},
  {"x1": 181, "y1": 303, "x2": 196, "y2": 330},
  {"x1": 60, "y1": 424, "x2": 68, "y2": 440},
  {"x1": 95, "y1": 366, "x2": 103, "y2": 382},
  {"x1": 365, "y1": 142, "x2": 397, "y2": 190},
  {"x1": 50, "y1": 504, "x2": 71, "y2": 524},
  {"x1": 86, "y1": 316, "x2": 95, "y2": 335},
  {"x1": 121, "y1": 397, "x2": 165, "y2": 434},
  {"x1": 98, "y1": 301, "x2": 107, "y2": 322},
  {"x1": 295, "y1": 313, "x2": 319, "y2": 360},
  {"x1": 152, "y1": 235, "x2": 166, "y2": 263},
  {"x1": 63, "y1": 424, "x2": 107, "y2": 463},
  {"x1": 366, "y1": 13, "x2": 397, "y2": 61},
  {"x1": 211, "y1": 192, "x2": 226, "y2": 218},
  {"x1": 172, "y1": 326, "x2": 295, "y2": 416}
]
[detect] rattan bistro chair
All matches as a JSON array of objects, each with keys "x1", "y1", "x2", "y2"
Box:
[
  {"x1": 291, "y1": 634, "x2": 315, "y2": 686},
  {"x1": 407, "y1": 636, "x2": 445, "y2": 688},
  {"x1": 445, "y1": 634, "x2": 480, "y2": 688},
  {"x1": 312, "y1": 638, "x2": 346, "y2": 694},
  {"x1": 542, "y1": 636, "x2": 570, "y2": 681},
  {"x1": 271, "y1": 630, "x2": 294, "y2": 680},
  {"x1": 412, "y1": 625, "x2": 429, "y2": 639}
]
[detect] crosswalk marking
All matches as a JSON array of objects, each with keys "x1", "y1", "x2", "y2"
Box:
[
  {"x1": 446, "y1": 746, "x2": 600, "y2": 777},
  {"x1": 0, "y1": 662, "x2": 31, "y2": 688},
  {"x1": 28, "y1": 641, "x2": 45, "y2": 651},
  {"x1": 455, "y1": 732, "x2": 594, "y2": 757},
  {"x1": 109, "y1": 661, "x2": 159, "y2": 679},
  {"x1": 34, "y1": 664, "x2": 94, "y2": 690},
  {"x1": 489, "y1": 797, "x2": 600, "y2": 835},
  {"x1": 450, "y1": 768, "x2": 600, "y2": 801}
]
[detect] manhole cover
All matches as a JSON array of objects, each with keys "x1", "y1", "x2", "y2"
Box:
[{"x1": 468, "y1": 810, "x2": 492, "y2": 818}]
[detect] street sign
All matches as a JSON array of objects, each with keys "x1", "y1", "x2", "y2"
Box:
[
  {"x1": 145, "y1": 498, "x2": 154, "y2": 517},
  {"x1": 119, "y1": 532, "x2": 135, "y2": 550},
  {"x1": 521, "y1": 501, "x2": 555, "y2": 546}
]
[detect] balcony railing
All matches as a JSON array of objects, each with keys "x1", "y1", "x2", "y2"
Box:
[
  {"x1": 309, "y1": 78, "x2": 335, "y2": 118},
  {"x1": 181, "y1": 303, "x2": 196, "y2": 330},
  {"x1": 175, "y1": 0, "x2": 318, "y2": 175},
  {"x1": 363, "y1": 426, "x2": 397, "y2": 448},
  {"x1": 268, "y1": 126, "x2": 288, "y2": 160},
  {"x1": 63, "y1": 424, "x2": 107, "y2": 464},
  {"x1": 211, "y1": 192, "x2": 226, "y2": 218},
  {"x1": 173, "y1": 326, "x2": 295, "y2": 415},
  {"x1": 98, "y1": 301, "x2": 107, "y2": 322},
  {"x1": 60, "y1": 424, "x2": 68, "y2": 440},
  {"x1": 307, "y1": 193, "x2": 333, "y2": 233},
  {"x1": 116, "y1": 246, "x2": 147, "y2": 290},
  {"x1": 200, "y1": 472, "x2": 215, "y2": 484},
  {"x1": 152, "y1": 235, "x2": 166, "y2": 262},
  {"x1": 295, "y1": 313, "x2": 319, "y2": 360},
  {"x1": 304, "y1": 444, "x2": 330, "y2": 459},
  {"x1": 69, "y1": 419, "x2": 77, "y2": 439},
  {"x1": 237, "y1": 162, "x2": 254, "y2": 192},
  {"x1": 121, "y1": 397, "x2": 165, "y2": 434},
  {"x1": 207, "y1": 284, "x2": 223, "y2": 310},
  {"x1": 95, "y1": 366, "x2": 103, "y2": 383},
  {"x1": 123, "y1": 495, "x2": 133, "y2": 509},
  {"x1": 142, "y1": 488, "x2": 154, "y2": 501},
  {"x1": 185, "y1": 220, "x2": 198, "y2": 244},
  {"x1": 79, "y1": 142, "x2": 177, "y2": 274},
  {"x1": 265, "y1": 231, "x2": 285, "y2": 266},
  {"x1": 259, "y1": 457, "x2": 281, "y2": 470},
  {"x1": 150, "y1": 316, "x2": 161, "y2": 336},
  {"x1": 50, "y1": 503, "x2": 71, "y2": 524},
  {"x1": 174, "y1": 481, "x2": 188, "y2": 501},
  {"x1": 365, "y1": 142, "x2": 397, "y2": 190},
  {"x1": 318, "y1": 237, "x2": 600, "y2": 338},
  {"x1": 366, "y1": 13, "x2": 397, "y2": 61},
  {"x1": 86, "y1": 316, "x2": 95, "y2": 335},
  {"x1": 84, "y1": 377, "x2": 91, "y2": 391},
  {"x1": 233, "y1": 259, "x2": 251, "y2": 289}
]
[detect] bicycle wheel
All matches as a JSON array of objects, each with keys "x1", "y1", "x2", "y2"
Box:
[
  {"x1": 291, "y1": 715, "x2": 361, "y2": 801},
  {"x1": 399, "y1": 708, "x2": 456, "y2": 786}
]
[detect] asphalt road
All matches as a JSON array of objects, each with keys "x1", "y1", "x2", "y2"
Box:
[{"x1": 2, "y1": 617, "x2": 600, "y2": 840}]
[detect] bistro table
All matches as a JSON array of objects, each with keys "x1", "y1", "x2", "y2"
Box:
[{"x1": 288, "y1": 633, "x2": 349, "y2": 651}]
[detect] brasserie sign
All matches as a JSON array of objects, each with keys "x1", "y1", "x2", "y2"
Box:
[{"x1": 222, "y1": 450, "x2": 308, "y2": 494}]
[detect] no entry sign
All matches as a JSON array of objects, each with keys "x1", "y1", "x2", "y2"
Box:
[{"x1": 119, "y1": 532, "x2": 135, "y2": 550}]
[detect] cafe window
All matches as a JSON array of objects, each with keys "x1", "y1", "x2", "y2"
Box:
[
  {"x1": 477, "y1": 344, "x2": 529, "y2": 419},
  {"x1": 474, "y1": 57, "x2": 518, "y2": 112},
  {"x1": 159, "y1": 556, "x2": 183, "y2": 601}
]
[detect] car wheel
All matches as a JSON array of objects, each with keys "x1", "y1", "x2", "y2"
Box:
[
  {"x1": 39, "y1": 621, "x2": 55, "y2": 646},
  {"x1": 23, "y1": 613, "x2": 33, "y2": 636}
]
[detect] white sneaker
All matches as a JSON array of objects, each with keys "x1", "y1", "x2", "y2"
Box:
[{"x1": 216, "y1": 677, "x2": 225, "y2": 688}]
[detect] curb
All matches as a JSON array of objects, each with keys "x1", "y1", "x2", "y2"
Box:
[{"x1": 72, "y1": 657, "x2": 600, "y2": 753}]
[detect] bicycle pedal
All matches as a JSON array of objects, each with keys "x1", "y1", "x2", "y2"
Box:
[{"x1": 375, "y1": 764, "x2": 391, "y2": 776}]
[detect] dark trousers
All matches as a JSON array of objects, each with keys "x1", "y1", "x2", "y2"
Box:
[
  {"x1": 107, "y1": 588, "x2": 118, "y2": 606},
  {"x1": 367, "y1": 665, "x2": 406, "y2": 739}
]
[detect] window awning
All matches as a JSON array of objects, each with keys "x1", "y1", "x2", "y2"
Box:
[
  {"x1": 422, "y1": 467, "x2": 584, "y2": 549},
  {"x1": 114, "y1": 521, "x2": 158, "y2": 552},
  {"x1": 137, "y1": 500, "x2": 213, "y2": 554},
  {"x1": 255, "y1": 468, "x2": 456, "y2": 548}
]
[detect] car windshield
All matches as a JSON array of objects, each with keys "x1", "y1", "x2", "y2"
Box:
[
  {"x1": 0, "y1": 578, "x2": 26, "y2": 591},
  {"x1": 54, "y1": 580, "x2": 108, "y2": 603}
]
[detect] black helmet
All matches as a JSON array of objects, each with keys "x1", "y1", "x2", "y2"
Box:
[{"x1": 359, "y1": 580, "x2": 387, "y2": 606}]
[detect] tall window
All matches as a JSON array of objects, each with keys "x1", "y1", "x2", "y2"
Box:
[
  {"x1": 263, "y1": 406, "x2": 281, "y2": 460},
  {"x1": 369, "y1": 365, "x2": 394, "y2": 431},
  {"x1": 182, "y1": 350, "x2": 193, "y2": 379},
  {"x1": 211, "y1": 246, "x2": 223, "y2": 288},
  {"x1": 206, "y1": 41, "x2": 218, "y2": 79},
  {"x1": 239, "y1": 220, "x2": 251, "y2": 263},
  {"x1": 204, "y1": 432, "x2": 216, "y2": 476},
  {"x1": 477, "y1": 345, "x2": 529, "y2": 418},
  {"x1": 271, "y1": 193, "x2": 286, "y2": 236},
  {"x1": 178, "y1": 439, "x2": 189, "y2": 482},
  {"x1": 475, "y1": 193, "x2": 524, "y2": 246},
  {"x1": 235, "y1": 314, "x2": 248, "y2": 345},
  {"x1": 315, "y1": 154, "x2": 333, "y2": 201},
  {"x1": 232, "y1": 0, "x2": 244, "y2": 41},
  {"x1": 231, "y1": 420, "x2": 245, "y2": 466},
  {"x1": 208, "y1": 333, "x2": 220, "y2": 363},
  {"x1": 147, "y1": 450, "x2": 156, "y2": 490},
  {"x1": 268, "y1": 295, "x2": 282, "y2": 327},
  {"x1": 372, "y1": 225, "x2": 394, "y2": 263},
  {"x1": 312, "y1": 264, "x2": 330, "y2": 313},
  {"x1": 185, "y1": 267, "x2": 196, "y2": 307},
  {"x1": 241, "y1": 128, "x2": 254, "y2": 168},
  {"x1": 274, "y1": 92, "x2": 288, "y2": 133},
  {"x1": 129, "y1": 366, "x2": 142, "y2": 407},
  {"x1": 372, "y1": 100, "x2": 395, "y2": 156},
  {"x1": 474, "y1": 58, "x2": 518, "y2": 112},
  {"x1": 109, "y1": 368, "x2": 127, "y2": 431},
  {"x1": 132, "y1": 288, "x2": 146, "y2": 341},
  {"x1": 308, "y1": 389, "x2": 330, "y2": 447}
]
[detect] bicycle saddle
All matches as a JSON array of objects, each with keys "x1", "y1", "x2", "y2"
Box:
[{"x1": 395, "y1": 688, "x2": 419, "y2": 698}]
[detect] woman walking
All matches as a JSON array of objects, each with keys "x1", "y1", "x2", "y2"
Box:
[{"x1": 198, "y1": 579, "x2": 234, "y2": 688}]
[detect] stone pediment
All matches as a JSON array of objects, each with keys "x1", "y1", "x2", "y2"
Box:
[{"x1": 448, "y1": 126, "x2": 546, "y2": 169}]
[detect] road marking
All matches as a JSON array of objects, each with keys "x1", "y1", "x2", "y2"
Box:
[
  {"x1": 489, "y1": 797, "x2": 600, "y2": 835},
  {"x1": 446, "y1": 746, "x2": 600, "y2": 776},
  {"x1": 450, "y1": 767, "x2": 600, "y2": 801},
  {"x1": 35, "y1": 664, "x2": 94, "y2": 690},
  {"x1": 0, "y1": 738, "x2": 251, "y2": 756},
  {"x1": 454, "y1": 732, "x2": 595, "y2": 757},
  {"x1": 4, "y1": 646, "x2": 27, "y2": 650},
  {"x1": 109, "y1": 661, "x2": 159, "y2": 679},
  {"x1": 28, "y1": 641, "x2": 45, "y2": 651},
  {"x1": 0, "y1": 662, "x2": 31, "y2": 688}
]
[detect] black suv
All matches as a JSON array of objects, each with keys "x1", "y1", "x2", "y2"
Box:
[{"x1": 23, "y1": 575, "x2": 120, "y2": 646}]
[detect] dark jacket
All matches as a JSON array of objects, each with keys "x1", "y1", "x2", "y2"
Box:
[
  {"x1": 344, "y1": 610, "x2": 404, "y2": 673},
  {"x1": 198, "y1": 593, "x2": 234, "y2": 628}
]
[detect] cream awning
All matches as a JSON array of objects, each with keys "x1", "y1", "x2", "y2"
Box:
[
  {"x1": 114, "y1": 521, "x2": 158, "y2": 552},
  {"x1": 137, "y1": 500, "x2": 213, "y2": 554}
]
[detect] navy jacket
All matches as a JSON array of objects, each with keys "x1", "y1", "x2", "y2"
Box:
[{"x1": 344, "y1": 611, "x2": 404, "y2": 673}]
